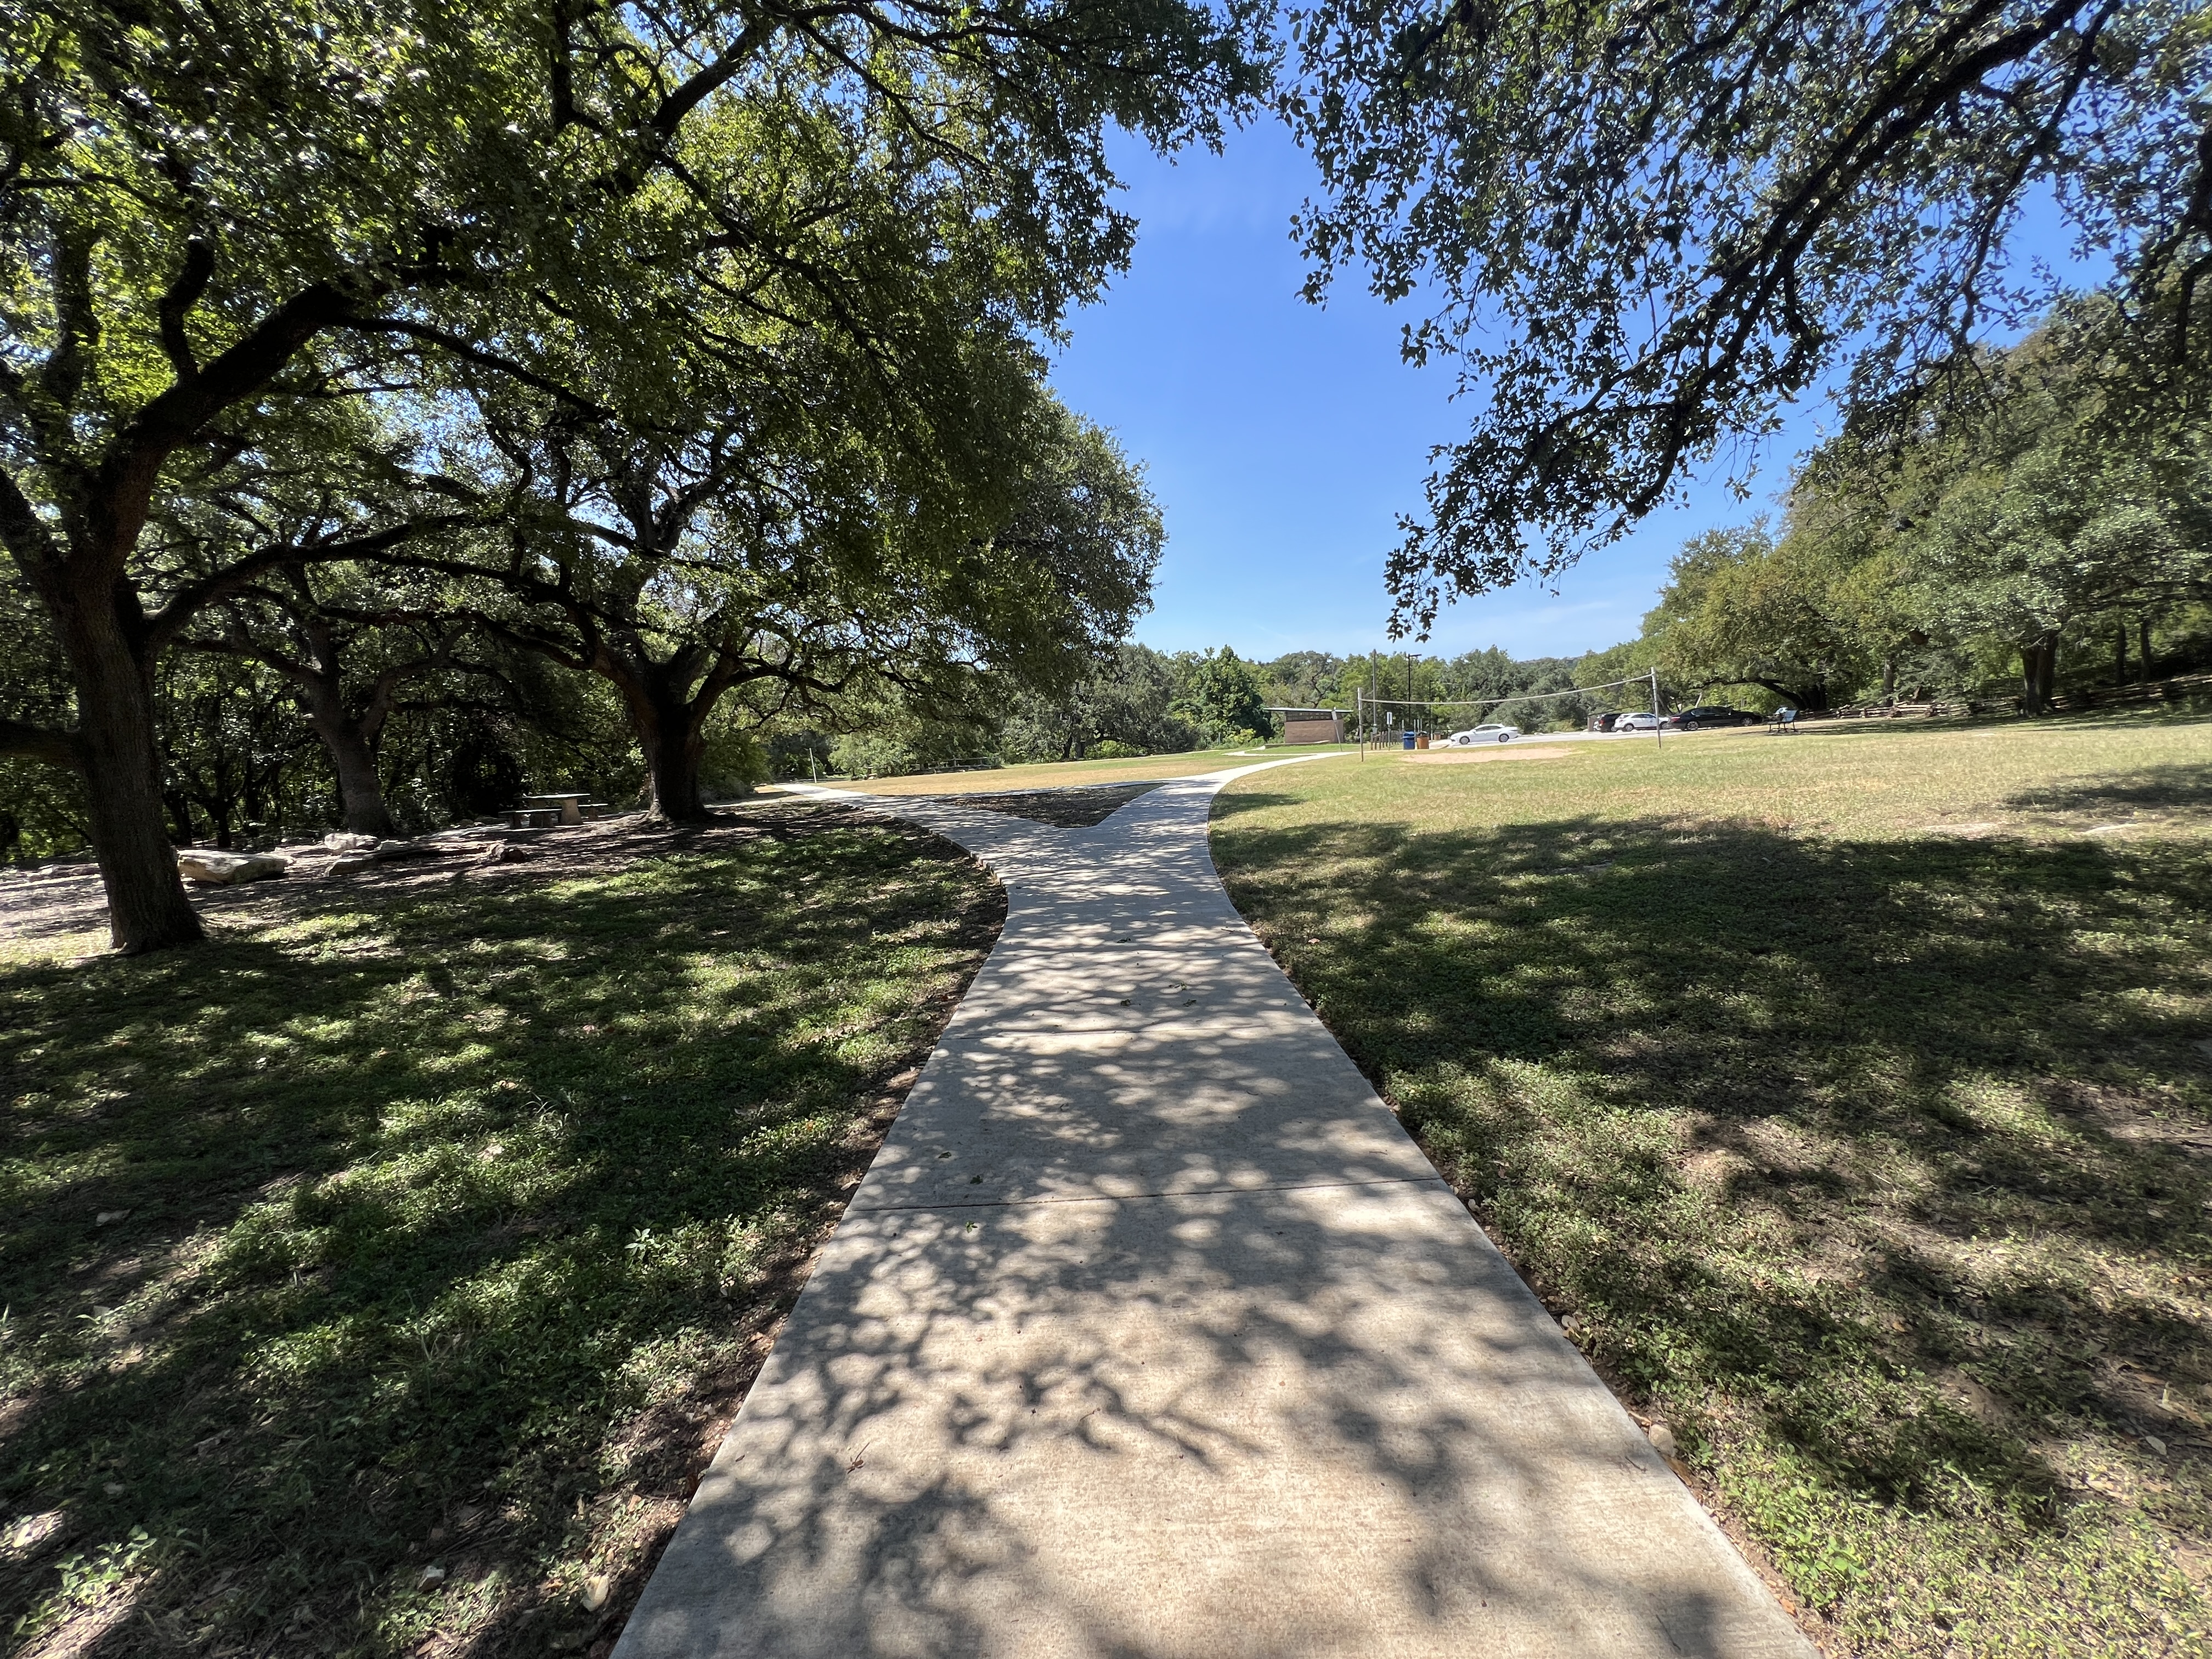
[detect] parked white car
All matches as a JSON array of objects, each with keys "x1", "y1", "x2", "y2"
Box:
[
  {"x1": 1441, "y1": 723, "x2": 1521, "y2": 746},
  {"x1": 1612, "y1": 711, "x2": 1663, "y2": 733}
]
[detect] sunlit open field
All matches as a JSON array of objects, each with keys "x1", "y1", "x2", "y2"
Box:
[
  {"x1": 791, "y1": 743, "x2": 1334, "y2": 795},
  {"x1": 1216, "y1": 712, "x2": 2212, "y2": 1657}
]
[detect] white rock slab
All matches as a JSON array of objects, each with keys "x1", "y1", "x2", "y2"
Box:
[{"x1": 176, "y1": 848, "x2": 290, "y2": 884}]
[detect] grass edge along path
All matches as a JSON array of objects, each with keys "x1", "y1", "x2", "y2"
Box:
[
  {"x1": 1212, "y1": 716, "x2": 2212, "y2": 1659},
  {"x1": 1, "y1": 803, "x2": 1005, "y2": 1659},
  {"x1": 780, "y1": 744, "x2": 1342, "y2": 797}
]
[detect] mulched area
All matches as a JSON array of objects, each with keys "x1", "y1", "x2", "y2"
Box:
[{"x1": 945, "y1": 780, "x2": 1168, "y2": 828}]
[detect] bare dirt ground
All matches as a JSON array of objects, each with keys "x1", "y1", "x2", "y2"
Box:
[{"x1": 0, "y1": 810, "x2": 868, "y2": 956}]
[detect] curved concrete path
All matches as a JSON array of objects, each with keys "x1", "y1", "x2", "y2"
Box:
[{"x1": 614, "y1": 761, "x2": 1814, "y2": 1659}]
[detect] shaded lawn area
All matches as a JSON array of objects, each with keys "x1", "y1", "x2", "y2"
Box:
[
  {"x1": 1214, "y1": 715, "x2": 2212, "y2": 1658},
  {"x1": 0, "y1": 804, "x2": 1002, "y2": 1658}
]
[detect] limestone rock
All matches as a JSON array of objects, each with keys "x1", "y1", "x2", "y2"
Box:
[
  {"x1": 178, "y1": 849, "x2": 290, "y2": 885},
  {"x1": 323, "y1": 831, "x2": 381, "y2": 853},
  {"x1": 1646, "y1": 1421, "x2": 1678, "y2": 1458},
  {"x1": 329, "y1": 854, "x2": 379, "y2": 875}
]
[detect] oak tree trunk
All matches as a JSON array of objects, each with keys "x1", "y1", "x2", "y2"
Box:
[
  {"x1": 55, "y1": 584, "x2": 203, "y2": 952},
  {"x1": 640, "y1": 707, "x2": 709, "y2": 821},
  {"x1": 163, "y1": 787, "x2": 196, "y2": 844},
  {"x1": 2019, "y1": 635, "x2": 2058, "y2": 714},
  {"x1": 297, "y1": 678, "x2": 398, "y2": 838},
  {"x1": 324, "y1": 720, "x2": 398, "y2": 838},
  {"x1": 618, "y1": 680, "x2": 710, "y2": 823}
]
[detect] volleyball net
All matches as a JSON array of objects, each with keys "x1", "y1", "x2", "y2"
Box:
[{"x1": 1350, "y1": 669, "x2": 1662, "y2": 749}]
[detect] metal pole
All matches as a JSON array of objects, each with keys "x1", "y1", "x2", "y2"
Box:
[{"x1": 1651, "y1": 668, "x2": 1662, "y2": 751}]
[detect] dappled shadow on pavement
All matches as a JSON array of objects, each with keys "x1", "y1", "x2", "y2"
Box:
[
  {"x1": 943, "y1": 780, "x2": 1170, "y2": 828},
  {"x1": 619, "y1": 776, "x2": 1812, "y2": 1658},
  {"x1": 635, "y1": 1181, "x2": 1771, "y2": 1659}
]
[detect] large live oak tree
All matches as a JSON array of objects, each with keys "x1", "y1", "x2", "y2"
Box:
[
  {"x1": 1612, "y1": 298, "x2": 2212, "y2": 713},
  {"x1": 1286, "y1": 0, "x2": 2212, "y2": 633},
  {"x1": 1645, "y1": 525, "x2": 1866, "y2": 710},
  {"x1": 0, "y1": 0, "x2": 1265, "y2": 952},
  {"x1": 190, "y1": 566, "x2": 510, "y2": 839},
  {"x1": 1829, "y1": 303, "x2": 2212, "y2": 710},
  {"x1": 421, "y1": 370, "x2": 1163, "y2": 820}
]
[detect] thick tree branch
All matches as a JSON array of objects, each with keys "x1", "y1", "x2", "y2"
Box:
[
  {"x1": 0, "y1": 467, "x2": 65, "y2": 589},
  {"x1": 0, "y1": 717, "x2": 81, "y2": 770},
  {"x1": 156, "y1": 239, "x2": 217, "y2": 381},
  {"x1": 79, "y1": 280, "x2": 366, "y2": 580},
  {"x1": 144, "y1": 515, "x2": 473, "y2": 652},
  {"x1": 346, "y1": 318, "x2": 617, "y2": 419}
]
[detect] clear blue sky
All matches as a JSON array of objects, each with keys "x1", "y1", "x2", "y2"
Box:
[{"x1": 1049, "y1": 117, "x2": 2086, "y2": 665}]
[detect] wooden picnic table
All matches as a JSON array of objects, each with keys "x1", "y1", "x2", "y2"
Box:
[{"x1": 522, "y1": 792, "x2": 589, "y2": 826}]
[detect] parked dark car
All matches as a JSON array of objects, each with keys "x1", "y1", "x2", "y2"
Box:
[
  {"x1": 1665, "y1": 705, "x2": 1759, "y2": 730},
  {"x1": 1586, "y1": 712, "x2": 1623, "y2": 732}
]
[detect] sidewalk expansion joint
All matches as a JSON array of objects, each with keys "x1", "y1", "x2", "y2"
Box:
[{"x1": 846, "y1": 1172, "x2": 1446, "y2": 1215}]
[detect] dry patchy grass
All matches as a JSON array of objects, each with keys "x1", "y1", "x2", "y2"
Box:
[
  {"x1": 1216, "y1": 712, "x2": 2212, "y2": 1658},
  {"x1": 798, "y1": 744, "x2": 1291, "y2": 797}
]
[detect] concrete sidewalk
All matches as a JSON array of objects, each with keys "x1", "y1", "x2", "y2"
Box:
[{"x1": 613, "y1": 760, "x2": 1814, "y2": 1658}]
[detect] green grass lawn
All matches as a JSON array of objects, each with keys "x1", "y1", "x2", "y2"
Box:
[
  {"x1": 0, "y1": 806, "x2": 1001, "y2": 1658},
  {"x1": 1215, "y1": 714, "x2": 2212, "y2": 1658},
  {"x1": 819, "y1": 743, "x2": 1302, "y2": 795}
]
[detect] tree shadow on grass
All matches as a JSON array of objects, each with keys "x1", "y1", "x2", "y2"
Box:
[
  {"x1": 1213, "y1": 791, "x2": 2212, "y2": 1632},
  {"x1": 1993, "y1": 757, "x2": 2212, "y2": 821},
  {"x1": 0, "y1": 808, "x2": 1004, "y2": 1657}
]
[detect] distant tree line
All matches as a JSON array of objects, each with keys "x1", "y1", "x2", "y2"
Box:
[
  {"x1": 802, "y1": 640, "x2": 1615, "y2": 777},
  {"x1": 1585, "y1": 300, "x2": 2212, "y2": 715}
]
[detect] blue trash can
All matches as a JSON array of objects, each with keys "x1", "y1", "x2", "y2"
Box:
[{"x1": 1402, "y1": 731, "x2": 1417, "y2": 750}]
